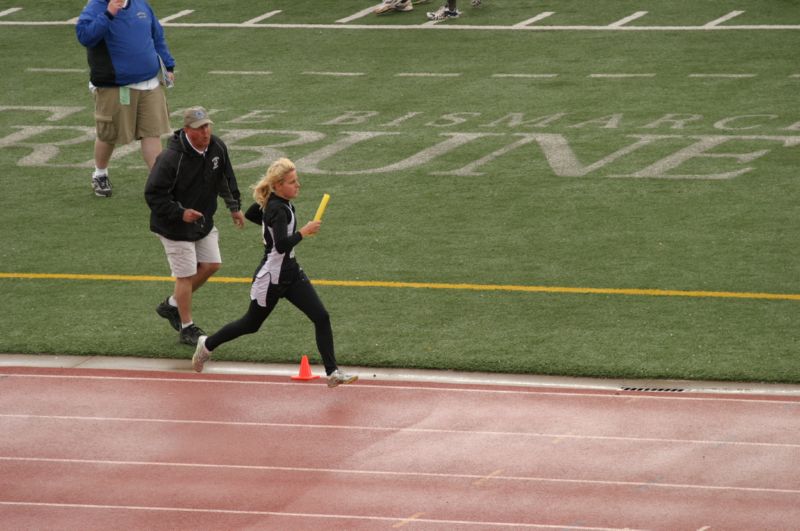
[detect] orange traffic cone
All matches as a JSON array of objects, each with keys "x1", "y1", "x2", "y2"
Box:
[{"x1": 291, "y1": 355, "x2": 320, "y2": 381}]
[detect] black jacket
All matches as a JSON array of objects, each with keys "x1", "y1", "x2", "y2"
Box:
[{"x1": 145, "y1": 130, "x2": 241, "y2": 241}]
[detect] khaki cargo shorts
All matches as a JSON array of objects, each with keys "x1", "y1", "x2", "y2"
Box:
[{"x1": 94, "y1": 85, "x2": 171, "y2": 145}]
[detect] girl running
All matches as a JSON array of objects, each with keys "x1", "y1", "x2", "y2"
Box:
[{"x1": 192, "y1": 158, "x2": 357, "y2": 387}]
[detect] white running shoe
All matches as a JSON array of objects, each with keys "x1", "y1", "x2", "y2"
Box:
[
  {"x1": 192, "y1": 335, "x2": 211, "y2": 373},
  {"x1": 327, "y1": 369, "x2": 358, "y2": 388}
]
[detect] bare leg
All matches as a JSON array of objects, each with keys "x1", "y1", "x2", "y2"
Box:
[
  {"x1": 174, "y1": 262, "x2": 221, "y2": 324},
  {"x1": 140, "y1": 136, "x2": 163, "y2": 170},
  {"x1": 94, "y1": 139, "x2": 115, "y2": 171}
]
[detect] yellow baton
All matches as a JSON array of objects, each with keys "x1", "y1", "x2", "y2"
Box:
[{"x1": 314, "y1": 193, "x2": 330, "y2": 222}]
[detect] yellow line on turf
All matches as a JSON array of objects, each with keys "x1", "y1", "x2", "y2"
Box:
[{"x1": 1, "y1": 272, "x2": 798, "y2": 301}]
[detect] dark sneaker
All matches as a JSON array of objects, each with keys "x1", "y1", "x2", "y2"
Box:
[
  {"x1": 327, "y1": 369, "x2": 358, "y2": 388},
  {"x1": 92, "y1": 174, "x2": 112, "y2": 197},
  {"x1": 179, "y1": 324, "x2": 205, "y2": 346},
  {"x1": 156, "y1": 298, "x2": 181, "y2": 331},
  {"x1": 192, "y1": 335, "x2": 210, "y2": 373}
]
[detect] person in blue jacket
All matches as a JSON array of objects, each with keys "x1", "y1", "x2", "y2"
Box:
[{"x1": 76, "y1": 0, "x2": 176, "y2": 197}]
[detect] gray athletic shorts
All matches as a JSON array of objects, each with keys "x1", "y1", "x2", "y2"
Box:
[{"x1": 158, "y1": 227, "x2": 221, "y2": 278}]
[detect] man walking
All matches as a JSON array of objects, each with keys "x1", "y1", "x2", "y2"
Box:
[{"x1": 145, "y1": 107, "x2": 245, "y2": 345}]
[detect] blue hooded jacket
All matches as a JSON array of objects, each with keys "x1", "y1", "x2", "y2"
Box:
[{"x1": 76, "y1": 0, "x2": 175, "y2": 87}]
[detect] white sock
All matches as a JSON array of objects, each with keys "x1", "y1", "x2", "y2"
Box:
[
  {"x1": 168, "y1": 296, "x2": 178, "y2": 307},
  {"x1": 181, "y1": 321, "x2": 193, "y2": 329},
  {"x1": 94, "y1": 167, "x2": 108, "y2": 177}
]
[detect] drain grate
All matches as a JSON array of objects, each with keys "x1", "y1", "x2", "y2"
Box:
[{"x1": 620, "y1": 386, "x2": 685, "y2": 393}]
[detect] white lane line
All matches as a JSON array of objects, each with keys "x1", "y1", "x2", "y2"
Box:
[
  {"x1": 3, "y1": 457, "x2": 799, "y2": 495},
  {"x1": 492, "y1": 74, "x2": 558, "y2": 78},
  {"x1": 3, "y1": 414, "x2": 800, "y2": 449},
  {"x1": 395, "y1": 72, "x2": 462, "y2": 77},
  {"x1": 159, "y1": 10, "x2": 194, "y2": 23},
  {"x1": 513, "y1": 12, "x2": 555, "y2": 27},
  {"x1": 589, "y1": 73, "x2": 656, "y2": 78},
  {"x1": 0, "y1": 500, "x2": 636, "y2": 530},
  {"x1": 0, "y1": 7, "x2": 22, "y2": 17},
  {"x1": 689, "y1": 73, "x2": 756, "y2": 78},
  {"x1": 704, "y1": 10, "x2": 745, "y2": 27},
  {"x1": 302, "y1": 71, "x2": 365, "y2": 76},
  {"x1": 791, "y1": 74, "x2": 800, "y2": 78},
  {"x1": 337, "y1": 5, "x2": 381, "y2": 23},
  {"x1": 26, "y1": 68, "x2": 85, "y2": 73},
  {"x1": 208, "y1": 70, "x2": 272, "y2": 75},
  {"x1": 2, "y1": 372, "x2": 798, "y2": 403},
  {"x1": 242, "y1": 11, "x2": 281, "y2": 25},
  {"x1": 608, "y1": 11, "x2": 648, "y2": 27}
]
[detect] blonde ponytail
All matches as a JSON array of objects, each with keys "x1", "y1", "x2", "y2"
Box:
[{"x1": 251, "y1": 157, "x2": 296, "y2": 208}]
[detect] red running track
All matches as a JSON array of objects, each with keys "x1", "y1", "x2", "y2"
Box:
[{"x1": 1, "y1": 366, "x2": 799, "y2": 530}]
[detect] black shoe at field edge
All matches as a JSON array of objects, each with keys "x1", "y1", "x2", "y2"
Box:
[
  {"x1": 179, "y1": 324, "x2": 206, "y2": 346},
  {"x1": 156, "y1": 298, "x2": 181, "y2": 331}
]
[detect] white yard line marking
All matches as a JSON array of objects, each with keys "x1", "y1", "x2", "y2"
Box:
[
  {"x1": 513, "y1": 12, "x2": 554, "y2": 27},
  {"x1": 337, "y1": 5, "x2": 381, "y2": 24},
  {"x1": 396, "y1": 72, "x2": 462, "y2": 77},
  {"x1": 589, "y1": 73, "x2": 656, "y2": 78},
  {"x1": 791, "y1": 74, "x2": 800, "y2": 78},
  {"x1": 3, "y1": 414, "x2": 799, "y2": 449},
  {"x1": 242, "y1": 11, "x2": 281, "y2": 25},
  {"x1": 2, "y1": 457, "x2": 799, "y2": 495},
  {"x1": 704, "y1": 10, "x2": 745, "y2": 27},
  {"x1": 608, "y1": 11, "x2": 648, "y2": 27},
  {"x1": 492, "y1": 74, "x2": 558, "y2": 78},
  {"x1": 26, "y1": 68, "x2": 85, "y2": 73},
  {"x1": 689, "y1": 73, "x2": 756, "y2": 78},
  {"x1": 0, "y1": 501, "x2": 637, "y2": 530},
  {"x1": 302, "y1": 71, "x2": 365, "y2": 76},
  {"x1": 3, "y1": 19, "x2": 799, "y2": 31},
  {"x1": 208, "y1": 70, "x2": 272, "y2": 75},
  {"x1": 159, "y1": 10, "x2": 194, "y2": 23},
  {"x1": 0, "y1": 7, "x2": 22, "y2": 17}
]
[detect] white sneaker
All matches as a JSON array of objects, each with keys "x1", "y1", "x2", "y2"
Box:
[
  {"x1": 375, "y1": 0, "x2": 411, "y2": 13},
  {"x1": 426, "y1": 5, "x2": 460, "y2": 20},
  {"x1": 327, "y1": 369, "x2": 358, "y2": 388},
  {"x1": 374, "y1": 0, "x2": 397, "y2": 14},
  {"x1": 192, "y1": 335, "x2": 211, "y2": 373}
]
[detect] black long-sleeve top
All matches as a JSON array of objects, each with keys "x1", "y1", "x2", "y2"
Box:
[{"x1": 246, "y1": 195, "x2": 303, "y2": 284}]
